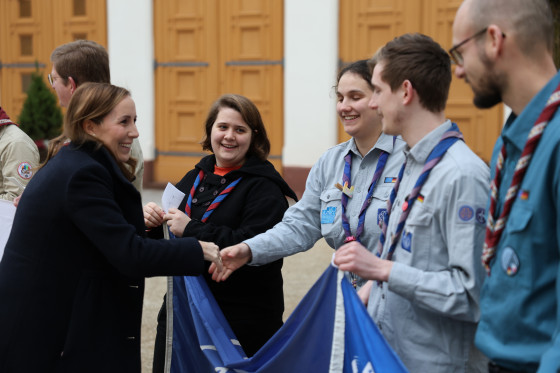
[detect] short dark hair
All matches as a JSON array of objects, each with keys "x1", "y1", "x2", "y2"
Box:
[
  {"x1": 372, "y1": 33, "x2": 451, "y2": 113},
  {"x1": 201, "y1": 94, "x2": 270, "y2": 161},
  {"x1": 50, "y1": 40, "x2": 110, "y2": 86},
  {"x1": 336, "y1": 59, "x2": 373, "y2": 90}
]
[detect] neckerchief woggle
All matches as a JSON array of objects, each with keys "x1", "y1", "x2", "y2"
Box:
[
  {"x1": 377, "y1": 123, "x2": 463, "y2": 265},
  {"x1": 185, "y1": 169, "x2": 242, "y2": 222},
  {"x1": 482, "y1": 83, "x2": 560, "y2": 275}
]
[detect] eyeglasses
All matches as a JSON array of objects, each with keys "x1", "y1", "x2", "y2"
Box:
[
  {"x1": 448, "y1": 27, "x2": 488, "y2": 66},
  {"x1": 47, "y1": 73, "x2": 55, "y2": 86}
]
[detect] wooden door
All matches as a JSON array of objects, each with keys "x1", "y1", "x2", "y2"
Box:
[
  {"x1": 220, "y1": 0, "x2": 284, "y2": 173},
  {"x1": 153, "y1": 0, "x2": 284, "y2": 183},
  {"x1": 153, "y1": 0, "x2": 219, "y2": 182},
  {"x1": 0, "y1": 0, "x2": 53, "y2": 117},
  {"x1": 422, "y1": 0, "x2": 502, "y2": 162},
  {"x1": 52, "y1": 0, "x2": 107, "y2": 43},
  {"x1": 339, "y1": 0, "x2": 502, "y2": 162},
  {"x1": 0, "y1": 0, "x2": 107, "y2": 121}
]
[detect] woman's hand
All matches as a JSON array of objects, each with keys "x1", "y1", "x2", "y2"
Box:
[
  {"x1": 143, "y1": 202, "x2": 164, "y2": 229},
  {"x1": 209, "y1": 243, "x2": 252, "y2": 282},
  {"x1": 164, "y1": 208, "x2": 191, "y2": 237},
  {"x1": 199, "y1": 241, "x2": 222, "y2": 272}
]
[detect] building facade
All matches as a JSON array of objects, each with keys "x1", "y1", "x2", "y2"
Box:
[{"x1": 0, "y1": 0, "x2": 502, "y2": 195}]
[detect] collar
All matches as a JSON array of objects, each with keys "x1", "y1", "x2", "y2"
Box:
[
  {"x1": 67, "y1": 141, "x2": 133, "y2": 187},
  {"x1": 346, "y1": 133, "x2": 397, "y2": 158},
  {"x1": 502, "y1": 70, "x2": 560, "y2": 152},
  {"x1": 0, "y1": 107, "x2": 17, "y2": 127},
  {"x1": 406, "y1": 119, "x2": 453, "y2": 164}
]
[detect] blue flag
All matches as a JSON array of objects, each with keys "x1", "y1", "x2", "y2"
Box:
[{"x1": 170, "y1": 264, "x2": 408, "y2": 373}]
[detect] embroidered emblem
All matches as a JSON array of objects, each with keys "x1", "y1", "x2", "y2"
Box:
[
  {"x1": 384, "y1": 177, "x2": 397, "y2": 183},
  {"x1": 458, "y1": 205, "x2": 474, "y2": 222},
  {"x1": 501, "y1": 246, "x2": 520, "y2": 276},
  {"x1": 321, "y1": 206, "x2": 336, "y2": 224},
  {"x1": 342, "y1": 181, "x2": 354, "y2": 198},
  {"x1": 17, "y1": 162, "x2": 33, "y2": 179},
  {"x1": 377, "y1": 208, "x2": 387, "y2": 227},
  {"x1": 518, "y1": 190, "x2": 529, "y2": 200},
  {"x1": 476, "y1": 207, "x2": 486, "y2": 225},
  {"x1": 401, "y1": 231, "x2": 412, "y2": 252}
]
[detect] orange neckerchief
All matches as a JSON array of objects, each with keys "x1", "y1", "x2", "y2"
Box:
[{"x1": 213, "y1": 165, "x2": 242, "y2": 176}]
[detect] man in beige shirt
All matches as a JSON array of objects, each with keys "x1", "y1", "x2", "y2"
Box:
[{"x1": 0, "y1": 107, "x2": 39, "y2": 202}]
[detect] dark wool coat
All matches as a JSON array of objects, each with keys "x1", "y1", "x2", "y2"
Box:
[
  {"x1": 151, "y1": 154, "x2": 297, "y2": 356},
  {"x1": 0, "y1": 142, "x2": 205, "y2": 373}
]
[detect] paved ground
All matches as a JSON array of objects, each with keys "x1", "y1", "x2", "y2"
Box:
[{"x1": 140, "y1": 189, "x2": 333, "y2": 372}]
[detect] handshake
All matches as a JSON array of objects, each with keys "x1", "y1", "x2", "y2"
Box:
[
  {"x1": 143, "y1": 201, "x2": 252, "y2": 281},
  {"x1": 203, "y1": 242, "x2": 253, "y2": 282}
]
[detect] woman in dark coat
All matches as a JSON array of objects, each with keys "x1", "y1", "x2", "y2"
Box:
[
  {"x1": 144, "y1": 94, "x2": 297, "y2": 370},
  {"x1": 0, "y1": 83, "x2": 221, "y2": 373}
]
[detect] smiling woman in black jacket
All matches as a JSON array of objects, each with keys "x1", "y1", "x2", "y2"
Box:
[
  {"x1": 0, "y1": 83, "x2": 221, "y2": 373},
  {"x1": 144, "y1": 94, "x2": 297, "y2": 370}
]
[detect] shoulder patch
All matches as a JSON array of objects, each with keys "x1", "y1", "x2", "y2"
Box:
[
  {"x1": 17, "y1": 162, "x2": 33, "y2": 179},
  {"x1": 475, "y1": 207, "x2": 486, "y2": 225},
  {"x1": 457, "y1": 205, "x2": 474, "y2": 222}
]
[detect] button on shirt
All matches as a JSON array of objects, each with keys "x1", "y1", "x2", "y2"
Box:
[
  {"x1": 245, "y1": 134, "x2": 406, "y2": 288},
  {"x1": 368, "y1": 121, "x2": 490, "y2": 373}
]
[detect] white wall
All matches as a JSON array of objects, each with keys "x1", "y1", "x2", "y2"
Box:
[
  {"x1": 283, "y1": 0, "x2": 339, "y2": 167},
  {"x1": 107, "y1": 0, "x2": 155, "y2": 161}
]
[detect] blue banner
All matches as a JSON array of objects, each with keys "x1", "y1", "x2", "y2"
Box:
[{"x1": 171, "y1": 264, "x2": 408, "y2": 373}]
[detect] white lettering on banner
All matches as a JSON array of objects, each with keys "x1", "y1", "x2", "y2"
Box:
[{"x1": 352, "y1": 359, "x2": 375, "y2": 373}]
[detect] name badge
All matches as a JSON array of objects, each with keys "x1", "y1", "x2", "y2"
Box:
[{"x1": 321, "y1": 206, "x2": 336, "y2": 224}]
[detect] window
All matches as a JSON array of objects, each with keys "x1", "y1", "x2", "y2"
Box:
[
  {"x1": 20, "y1": 35, "x2": 33, "y2": 56},
  {"x1": 21, "y1": 73, "x2": 32, "y2": 93},
  {"x1": 73, "y1": 0, "x2": 86, "y2": 16},
  {"x1": 19, "y1": 0, "x2": 31, "y2": 18}
]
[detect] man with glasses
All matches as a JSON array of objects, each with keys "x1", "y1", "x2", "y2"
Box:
[
  {"x1": 49, "y1": 40, "x2": 144, "y2": 192},
  {"x1": 452, "y1": 0, "x2": 560, "y2": 372}
]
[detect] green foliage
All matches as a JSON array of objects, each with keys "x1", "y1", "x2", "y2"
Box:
[{"x1": 18, "y1": 67, "x2": 62, "y2": 141}]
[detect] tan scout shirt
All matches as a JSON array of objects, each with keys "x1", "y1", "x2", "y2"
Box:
[{"x1": 0, "y1": 125, "x2": 40, "y2": 201}]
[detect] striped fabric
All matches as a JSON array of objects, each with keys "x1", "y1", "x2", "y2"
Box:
[
  {"x1": 482, "y1": 84, "x2": 560, "y2": 275},
  {"x1": 377, "y1": 123, "x2": 463, "y2": 262}
]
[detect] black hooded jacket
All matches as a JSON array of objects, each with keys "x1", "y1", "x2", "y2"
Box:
[{"x1": 153, "y1": 154, "x2": 297, "y2": 356}]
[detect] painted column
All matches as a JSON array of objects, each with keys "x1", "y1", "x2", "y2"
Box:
[
  {"x1": 283, "y1": 0, "x2": 339, "y2": 168},
  {"x1": 107, "y1": 0, "x2": 155, "y2": 162}
]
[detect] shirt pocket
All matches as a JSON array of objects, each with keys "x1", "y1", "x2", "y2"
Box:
[
  {"x1": 398, "y1": 205, "x2": 433, "y2": 268},
  {"x1": 497, "y1": 205, "x2": 533, "y2": 287},
  {"x1": 372, "y1": 185, "x2": 392, "y2": 202},
  {"x1": 319, "y1": 188, "x2": 343, "y2": 240},
  {"x1": 369, "y1": 185, "x2": 392, "y2": 229}
]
